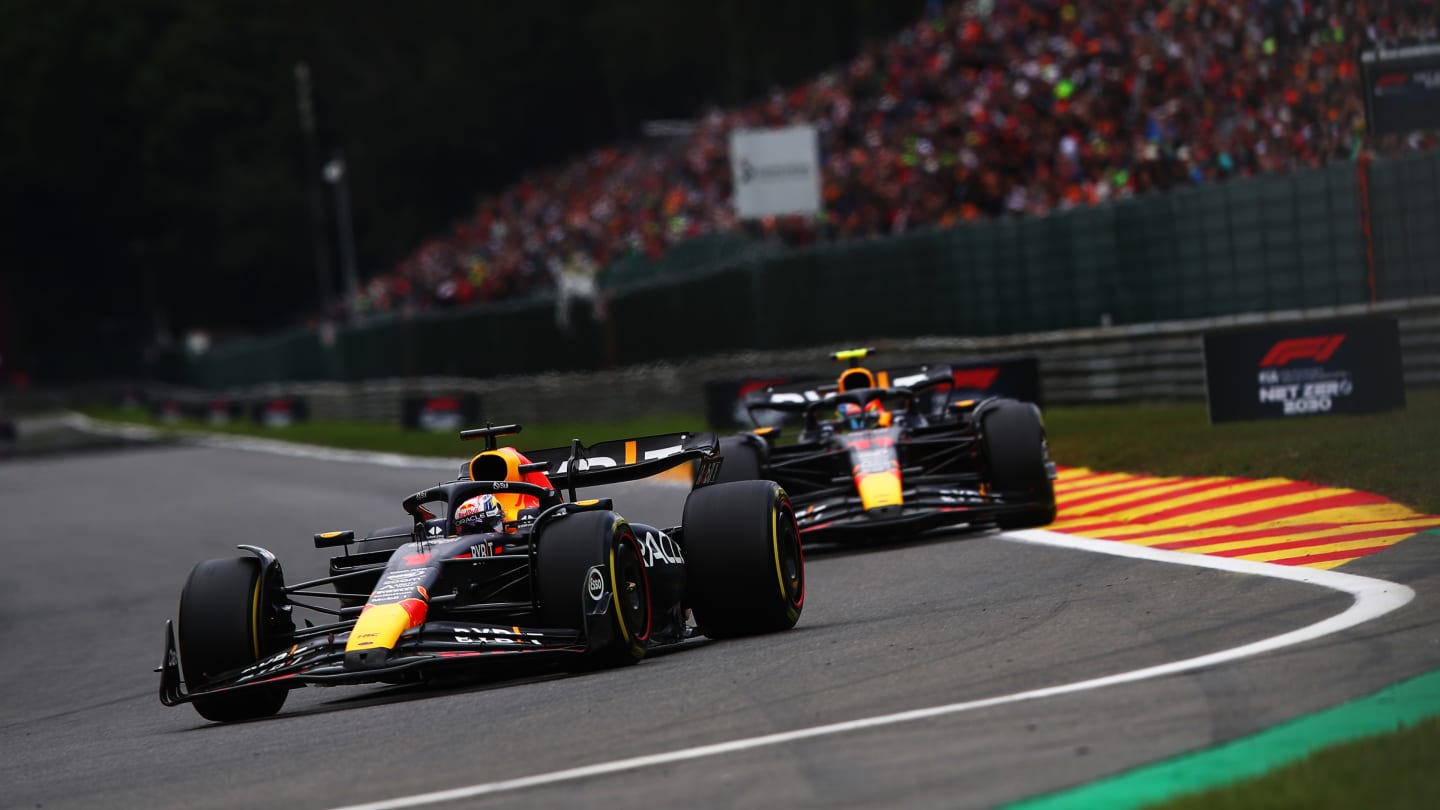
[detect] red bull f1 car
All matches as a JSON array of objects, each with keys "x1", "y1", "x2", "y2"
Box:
[
  {"x1": 159, "y1": 425, "x2": 804, "y2": 722},
  {"x1": 715, "y1": 348, "x2": 1056, "y2": 542}
]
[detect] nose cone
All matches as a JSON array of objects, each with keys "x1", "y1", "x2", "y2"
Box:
[
  {"x1": 857, "y1": 469, "x2": 903, "y2": 511},
  {"x1": 343, "y1": 598, "x2": 428, "y2": 669}
]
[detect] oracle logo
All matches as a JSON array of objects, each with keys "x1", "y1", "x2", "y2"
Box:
[{"x1": 1259, "y1": 335, "x2": 1346, "y2": 367}]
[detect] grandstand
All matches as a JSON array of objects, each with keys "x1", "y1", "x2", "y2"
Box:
[{"x1": 346, "y1": 0, "x2": 1438, "y2": 321}]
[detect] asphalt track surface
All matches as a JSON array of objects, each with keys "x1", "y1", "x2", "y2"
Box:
[{"x1": 2, "y1": 440, "x2": 1437, "y2": 809}]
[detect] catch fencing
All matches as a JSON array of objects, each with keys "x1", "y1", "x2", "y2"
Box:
[{"x1": 182, "y1": 149, "x2": 1440, "y2": 395}]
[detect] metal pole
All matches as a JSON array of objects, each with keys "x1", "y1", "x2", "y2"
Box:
[
  {"x1": 1357, "y1": 151, "x2": 1378, "y2": 305},
  {"x1": 324, "y1": 153, "x2": 361, "y2": 322},
  {"x1": 294, "y1": 62, "x2": 334, "y2": 315}
]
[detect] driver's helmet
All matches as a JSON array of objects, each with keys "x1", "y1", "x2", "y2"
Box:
[
  {"x1": 864, "y1": 398, "x2": 893, "y2": 428},
  {"x1": 837, "y1": 402, "x2": 865, "y2": 431},
  {"x1": 456, "y1": 493, "x2": 505, "y2": 534}
]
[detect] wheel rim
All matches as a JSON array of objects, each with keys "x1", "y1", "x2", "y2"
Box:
[
  {"x1": 775, "y1": 503, "x2": 805, "y2": 608},
  {"x1": 611, "y1": 532, "x2": 651, "y2": 643}
]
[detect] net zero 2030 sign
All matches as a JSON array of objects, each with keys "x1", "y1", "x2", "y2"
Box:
[{"x1": 1203, "y1": 317, "x2": 1406, "y2": 424}]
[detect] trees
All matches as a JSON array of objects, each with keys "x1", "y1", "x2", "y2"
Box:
[{"x1": 0, "y1": 0, "x2": 922, "y2": 380}]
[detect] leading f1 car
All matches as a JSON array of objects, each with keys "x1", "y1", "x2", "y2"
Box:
[
  {"x1": 716, "y1": 348, "x2": 1057, "y2": 542},
  {"x1": 159, "y1": 425, "x2": 804, "y2": 722}
]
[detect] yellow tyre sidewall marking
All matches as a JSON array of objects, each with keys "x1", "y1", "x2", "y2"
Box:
[
  {"x1": 249, "y1": 573, "x2": 263, "y2": 660},
  {"x1": 607, "y1": 521, "x2": 645, "y2": 650},
  {"x1": 770, "y1": 493, "x2": 800, "y2": 605},
  {"x1": 770, "y1": 500, "x2": 785, "y2": 599}
]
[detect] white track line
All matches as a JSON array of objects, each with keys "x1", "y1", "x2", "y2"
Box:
[
  {"x1": 73, "y1": 414, "x2": 700, "y2": 488},
  {"x1": 71, "y1": 414, "x2": 461, "y2": 470},
  {"x1": 325, "y1": 527, "x2": 1415, "y2": 810}
]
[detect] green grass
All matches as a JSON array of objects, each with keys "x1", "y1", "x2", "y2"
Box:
[{"x1": 1146, "y1": 717, "x2": 1440, "y2": 810}]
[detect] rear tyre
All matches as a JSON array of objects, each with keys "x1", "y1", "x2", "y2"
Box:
[
  {"x1": 714, "y1": 435, "x2": 763, "y2": 484},
  {"x1": 177, "y1": 557, "x2": 290, "y2": 722},
  {"x1": 536, "y1": 511, "x2": 650, "y2": 668},
  {"x1": 682, "y1": 480, "x2": 804, "y2": 638},
  {"x1": 980, "y1": 401, "x2": 1057, "y2": 529}
]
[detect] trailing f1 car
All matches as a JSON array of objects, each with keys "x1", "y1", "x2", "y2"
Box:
[
  {"x1": 159, "y1": 425, "x2": 803, "y2": 722},
  {"x1": 716, "y1": 348, "x2": 1056, "y2": 542}
]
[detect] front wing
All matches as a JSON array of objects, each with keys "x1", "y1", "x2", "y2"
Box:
[
  {"x1": 159, "y1": 618, "x2": 585, "y2": 707},
  {"x1": 792, "y1": 483, "x2": 1041, "y2": 539}
]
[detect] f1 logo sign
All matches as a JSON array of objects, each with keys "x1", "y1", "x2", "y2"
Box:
[
  {"x1": 1373, "y1": 73, "x2": 1407, "y2": 93},
  {"x1": 1260, "y1": 335, "x2": 1345, "y2": 367}
]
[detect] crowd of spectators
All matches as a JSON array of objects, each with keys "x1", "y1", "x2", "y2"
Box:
[{"x1": 342, "y1": 0, "x2": 1439, "y2": 320}]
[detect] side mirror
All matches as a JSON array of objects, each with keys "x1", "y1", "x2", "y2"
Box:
[{"x1": 313, "y1": 530, "x2": 355, "y2": 549}]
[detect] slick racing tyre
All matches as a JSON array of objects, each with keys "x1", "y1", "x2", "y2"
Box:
[
  {"x1": 713, "y1": 435, "x2": 763, "y2": 484},
  {"x1": 177, "y1": 556, "x2": 290, "y2": 722},
  {"x1": 536, "y1": 511, "x2": 650, "y2": 668},
  {"x1": 682, "y1": 480, "x2": 804, "y2": 638},
  {"x1": 979, "y1": 400, "x2": 1057, "y2": 529}
]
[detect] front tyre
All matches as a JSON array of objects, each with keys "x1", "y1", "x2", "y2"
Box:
[
  {"x1": 177, "y1": 556, "x2": 290, "y2": 722},
  {"x1": 536, "y1": 511, "x2": 651, "y2": 668},
  {"x1": 682, "y1": 480, "x2": 804, "y2": 638},
  {"x1": 980, "y1": 400, "x2": 1057, "y2": 529}
]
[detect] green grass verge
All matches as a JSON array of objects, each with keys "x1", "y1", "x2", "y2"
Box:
[{"x1": 1146, "y1": 716, "x2": 1440, "y2": 810}]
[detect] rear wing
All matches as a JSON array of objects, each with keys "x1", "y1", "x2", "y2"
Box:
[
  {"x1": 742, "y1": 365, "x2": 956, "y2": 420},
  {"x1": 523, "y1": 431, "x2": 721, "y2": 490},
  {"x1": 741, "y1": 379, "x2": 836, "y2": 413},
  {"x1": 743, "y1": 365, "x2": 955, "y2": 406},
  {"x1": 880, "y1": 364, "x2": 958, "y2": 393}
]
